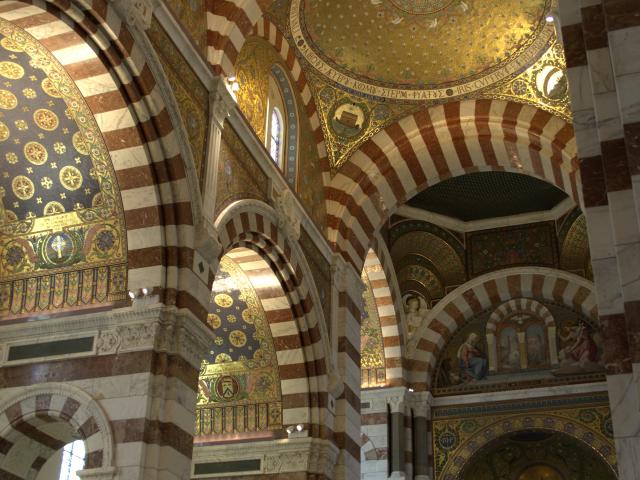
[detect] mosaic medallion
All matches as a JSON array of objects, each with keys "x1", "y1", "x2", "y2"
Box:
[
  {"x1": 196, "y1": 256, "x2": 282, "y2": 436},
  {"x1": 0, "y1": 17, "x2": 127, "y2": 318}
]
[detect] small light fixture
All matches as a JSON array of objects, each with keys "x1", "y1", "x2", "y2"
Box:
[
  {"x1": 128, "y1": 291, "x2": 136, "y2": 300},
  {"x1": 227, "y1": 75, "x2": 236, "y2": 83},
  {"x1": 141, "y1": 287, "x2": 149, "y2": 296},
  {"x1": 231, "y1": 82, "x2": 240, "y2": 92},
  {"x1": 545, "y1": 14, "x2": 555, "y2": 23},
  {"x1": 408, "y1": 388, "x2": 415, "y2": 393},
  {"x1": 296, "y1": 424, "x2": 304, "y2": 432},
  {"x1": 286, "y1": 425, "x2": 295, "y2": 434}
]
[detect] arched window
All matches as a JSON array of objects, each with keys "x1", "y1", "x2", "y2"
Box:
[
  {"x1": 269, "y1": 107, "x2": 284, "y2": 166},
  {"x1": 265, "y1": 65, "x2": 299, "y2": 185},
  {"x1": 58, "y1": 440, "x2": 85, "y2": 480}
]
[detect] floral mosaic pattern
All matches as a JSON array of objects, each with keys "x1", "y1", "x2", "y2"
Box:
[
  {"x1": 196, "y1": 256, "x2": 282, "y2": 436},
  {"x1": 0, "y1": 18, "x2": 126, "y2": 318}
]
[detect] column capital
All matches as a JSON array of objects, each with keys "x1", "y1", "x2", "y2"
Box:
[
  {"x1": 210, "y1": 78, "x2": 236, "y2": 129},
  {"x1": 331, "y1": 254, "x2": 364, "y2": 299}
]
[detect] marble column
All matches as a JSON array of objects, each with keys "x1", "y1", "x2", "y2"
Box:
[
  {"x1": 331, "y1": 256, "x2": 365, "y2": 480},
  {"x1": 558, "y1": 1, "x2": 640, "y2": 478},
  {"x1": 409, "y1": 398, "x2": 431, "y2": 480},
  {"x1": 388, "y1": 393, "x2": 407, "y2": 479}
]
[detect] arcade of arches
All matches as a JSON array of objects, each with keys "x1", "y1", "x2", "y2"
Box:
[{"x1": 0, "y1": 1, "x2": 639, "y2": 479}]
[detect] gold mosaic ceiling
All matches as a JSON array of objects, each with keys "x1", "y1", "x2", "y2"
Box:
[{"x1": 295, "y1": 0, "x2": 552, "y2": 96}]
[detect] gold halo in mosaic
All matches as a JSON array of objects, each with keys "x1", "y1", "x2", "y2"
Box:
[
  {"x1": 33, "y1": 108, "x2": 59, "y2": 131},
  {"x1": 0, "y1": 61, "x2": 24, "y2": 80},
  {"x1": 0, "y1": 89, "x2": 17, "y2": 109},
  {"x1": 241, "y1": 308, "x2": 255, "y2": 324},
  {"x1": 43, "y1": 201, "x2": 65, "y2": 216},
  {"x1": 0, "y1": 37, "x2": 23, "y2": 52},
  {"x1": 72, "y1": 131, "x2": 90, "y2": 155},
  {"x1": 0, "y1": 121, "x2": 9, "y2": 141},
  {"x1": 214, "y1": 293, "x2": 233, "y2": 308},
  {"x1": 41, "y1": 77, "x2": 62, "y2": 98},
  {"x1": 229, "y1": 330, "x2": 247, "y2": 348},
  {"x1": 215, "y1": 353, "x2": 232, "y2": 363},
  {"x1": 12, "y1": 175, "x2": 34, "y2": 200},
  {"x1": 207, "y1": 313, "x2": 222, "y2": 329},
  {"x1": 23, "y1": 141, "x2": 48, "y2": 165},
  {"x1": 59, "y1": 165, "x2": 83, "y2": 191}
]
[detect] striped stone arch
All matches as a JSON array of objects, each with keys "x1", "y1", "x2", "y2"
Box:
[
  {"x1": 206, "y1": 0, "x2": 264, "y2": 75},
  {"x1": 214, "y1": 199, "x2": 333, "y2": 438},
  {"x1": 327, "y1": 99, "x2": 578, "y2": 270},
  {"x1": 486, "y1": 298, "x2": 554, "y2": 333},
  {"x1": 253, "y1": 18, "x2": 330, "y2": 183},
  {"x1": 0, "y1": 0, "x2": 211, "y2": 319},
  {"x1": 0, "y1": 383, "x2": 114, "y2": 479},
  {"x1": 405, "y1": 267, "x2": 596, "y2": 390},
  {"x1": 364, "y1": 244, "x2": 406, "y2": 387}
]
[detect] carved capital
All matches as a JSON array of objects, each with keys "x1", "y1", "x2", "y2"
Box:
[
  {"x1": 387, "y1": 394, "x2": 406, "y2": 414},
  {"x1": 110, "y1": 0, "x2": 157, "y2": 30},
  {"x1": 211, "y1": 78, "x2": 236, "y2": 129}
]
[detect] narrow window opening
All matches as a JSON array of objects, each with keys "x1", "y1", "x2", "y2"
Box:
[
  {"x1": 269, "y1": 107, "x2": 283, "y2": 166},
  {"x1": 58, "y1": 440, "x2": 85, "y2": 480}
]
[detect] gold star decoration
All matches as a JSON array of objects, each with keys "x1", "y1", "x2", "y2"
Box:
[
  {"x1": 36, "y1": 197, "x2": 42, "y2": 204},
  {"x1": 59, "y1": 192, "x2": 66, "y2": 199},
  {"x1": 50, "y1": 162, "x2": 57, "y2": 169}
]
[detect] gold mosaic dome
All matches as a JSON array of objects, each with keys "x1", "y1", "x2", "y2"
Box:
[{"x1": 292, "y1": 0, "x2": 553, "y2": 100}]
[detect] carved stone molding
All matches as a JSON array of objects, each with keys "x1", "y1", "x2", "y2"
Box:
[
  {"x1": 193, "y1": 438, "x2": 338, "y2": 477},
  {"x1": 77, "y1": 468, "x2": 117, "y2": 480},
  {"x1": 110, "y1": 0, "x2": 158, "y2": 31},
  {"x1": 211, "y1": 78, "x2": 236, "y2": 129},
  {"x1": 0, "y1": 305, "x2": 214, "y2": 370},
  {"x1": 273, "y1": 188, "x2": 301, "y2": 242}
]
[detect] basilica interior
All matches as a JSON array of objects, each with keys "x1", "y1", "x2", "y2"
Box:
[{"x1": 0, "y1": 1, "x2": 638, "y2": 479}]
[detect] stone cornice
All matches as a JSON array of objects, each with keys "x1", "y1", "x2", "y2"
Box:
[{"x1": 0, "y1": 305, "x2": 214, "y2": 370}]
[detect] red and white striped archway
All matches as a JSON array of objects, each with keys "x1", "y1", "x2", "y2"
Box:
[
  {"x1": 0, "y1": 0, "x2": 210, "y2": 320},
  {"x1": 327, "y1": 99, "x2": 578, "y2": 271},
  {"x1": 405, "y1": 267, "x2": 596, "y2": 390},
  {"x1": 214, "y1": 199, "x2": 333, "y2": 440}
]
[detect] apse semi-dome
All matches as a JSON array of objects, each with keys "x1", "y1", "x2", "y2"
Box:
[{"x1": 292, "y1": 0, "x2": 553, "y2": 101}]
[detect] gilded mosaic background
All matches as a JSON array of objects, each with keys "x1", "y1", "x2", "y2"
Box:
[
  {"x1": 234, "y1": 36, "x2": 326, "y2": 230},
  {"x1": 164, "y1": 0, "x2": 208, "y2": 55},
  {"x1": 0, "y1": 19, "x2": 127, "y2": 318},
  {"x1": 361, "y1": 268, "x2": 386, "y2": 388},
  {"x1": 148, "y1": 18, "x2": 209, "y2": 186},
  {"x1": 215, "y1": 124, "x2": 269, "y2": 217},
  {"x1": 460, "y1": 431, "x2": 616, "y2": 480},
  {"x1": 196, "y1": 256, "x2": 282, "y2": 436},
  {"x1": 432, "y1": 394, "x2": 616, "y2": 480}
]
